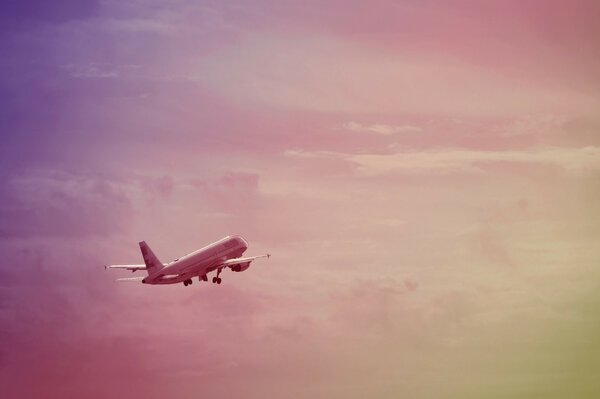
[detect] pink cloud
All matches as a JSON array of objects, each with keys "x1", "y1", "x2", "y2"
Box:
[
  {"x1": 198, "y1": 33, "x2": 598, "y2": 116},
  {"x1": 190, "y1": 170, "x2": 260, "y2": 212}
]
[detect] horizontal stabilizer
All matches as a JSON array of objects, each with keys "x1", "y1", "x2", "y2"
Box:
[
  {"x1": 116, "y1": 277, "x2": 145, "y2": 282},
  {"x1": 105, "y1": 264, "x2": 147, "y2": 272}
]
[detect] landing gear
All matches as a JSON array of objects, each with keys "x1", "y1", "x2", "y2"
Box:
[
  {"x1": 212, "y1": 268, "x2": 223, "y2": 284},
  {"x1": 183, "y1": 278, "x2": 193, "y2": 286},
  {"x1": 200, "y1": 275, "x2": 208, "y2": 282}
]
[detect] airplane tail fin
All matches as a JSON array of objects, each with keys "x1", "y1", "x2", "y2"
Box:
[{"x1": 139, "y1": 241, "x2": 164, "y2": 276}]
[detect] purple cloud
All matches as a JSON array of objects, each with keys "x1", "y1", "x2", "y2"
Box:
[{"x1": 0, "y1": 170, "x2": 133, "y2": 238}]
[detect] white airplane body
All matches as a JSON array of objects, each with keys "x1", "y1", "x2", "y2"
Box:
[{"x1": 106, "y1": 235, "x2": 269, "y2": 286}]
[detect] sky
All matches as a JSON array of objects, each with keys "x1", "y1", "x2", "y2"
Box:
[{"x1": 1, "y1": 1, "x2": 599, "y2": 398}]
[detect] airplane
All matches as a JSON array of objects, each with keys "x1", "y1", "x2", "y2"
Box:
[{"x1": 105, "y1": 235, "x2": 270, "y2": 287}]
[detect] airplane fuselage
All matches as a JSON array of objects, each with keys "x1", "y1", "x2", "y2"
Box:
[{"x1": 143, "y1": 235, "x2": 248, "y2": 285}]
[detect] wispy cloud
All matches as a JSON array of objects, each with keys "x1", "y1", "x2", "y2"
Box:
[
  {"x1": 343, "y1": 121, "x2": 421, "y2": 135},
  {"x1": 62, "y1": 62, "x2": 124, "y2": 79},
  {"x1": 286, "y1": 147, "x2": 600, "y2": 176},
  {"x1": 492, "y1": 114, "x2": 567, "y2": 137}
]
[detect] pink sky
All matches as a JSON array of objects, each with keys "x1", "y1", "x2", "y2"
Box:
[{"x1": 1, "y1": 1, "x2": 599, "y2": 398}]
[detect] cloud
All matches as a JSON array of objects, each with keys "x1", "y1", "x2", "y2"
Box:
[
  {"x1": 492, "y1": 114, "x2": 568, "y2": 138},
  {"x1": 375, "y1": 218, "x2": 406, "y2": 228},
  {"x1": 343, "y1": 121, "x2": 421, "y2": 135},
  {"x1": 196, "y1": 34, "x2": 600, "y2": 116},
  {"x1": 0, "y1": 239, "x2": 165, "y2": 399},
  {"x1": 0, "y1": 0, "x2": 99, "y2": 32},
  {"x1": 286, "y1": 146, "x2": 600, "y2": 177},
  {"x1": 62, "y1": 62, "x2": 122, "y2": 79},
  {"x1": 0, "y1": 170, "x2": 133, "y2": 238},
  {"x1": 102, "y1": 18, "x2": 180, "y2": 35},
  {"x1": 190, "y1": 171, "x2": 260, "y2": 212},
  {"x1": 138, "y1": 175, "x2": 174, "y2": 200}
]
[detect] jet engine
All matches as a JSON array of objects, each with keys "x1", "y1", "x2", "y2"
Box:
[{"x1": 231, "y1": 262, "x2": 251, "y2": 272}]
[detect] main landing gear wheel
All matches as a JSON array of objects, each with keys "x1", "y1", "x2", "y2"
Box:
[
  {"x1": 212, "y1": 267, "x2": 223, "y2": 284},
  {"x1": 183, "y1": 279, "x2": 193, "y2": 286}
]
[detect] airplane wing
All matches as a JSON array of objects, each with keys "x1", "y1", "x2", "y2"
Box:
[
  {"x1": 221, "y1": 254, "x2": 271, "y2": 267},
  {"x1": 115, "y1": 277, "x2": 145, "y2": 282},
  {"x1": 105, "y1": 264, "x2": 147, "y2": 272}
]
